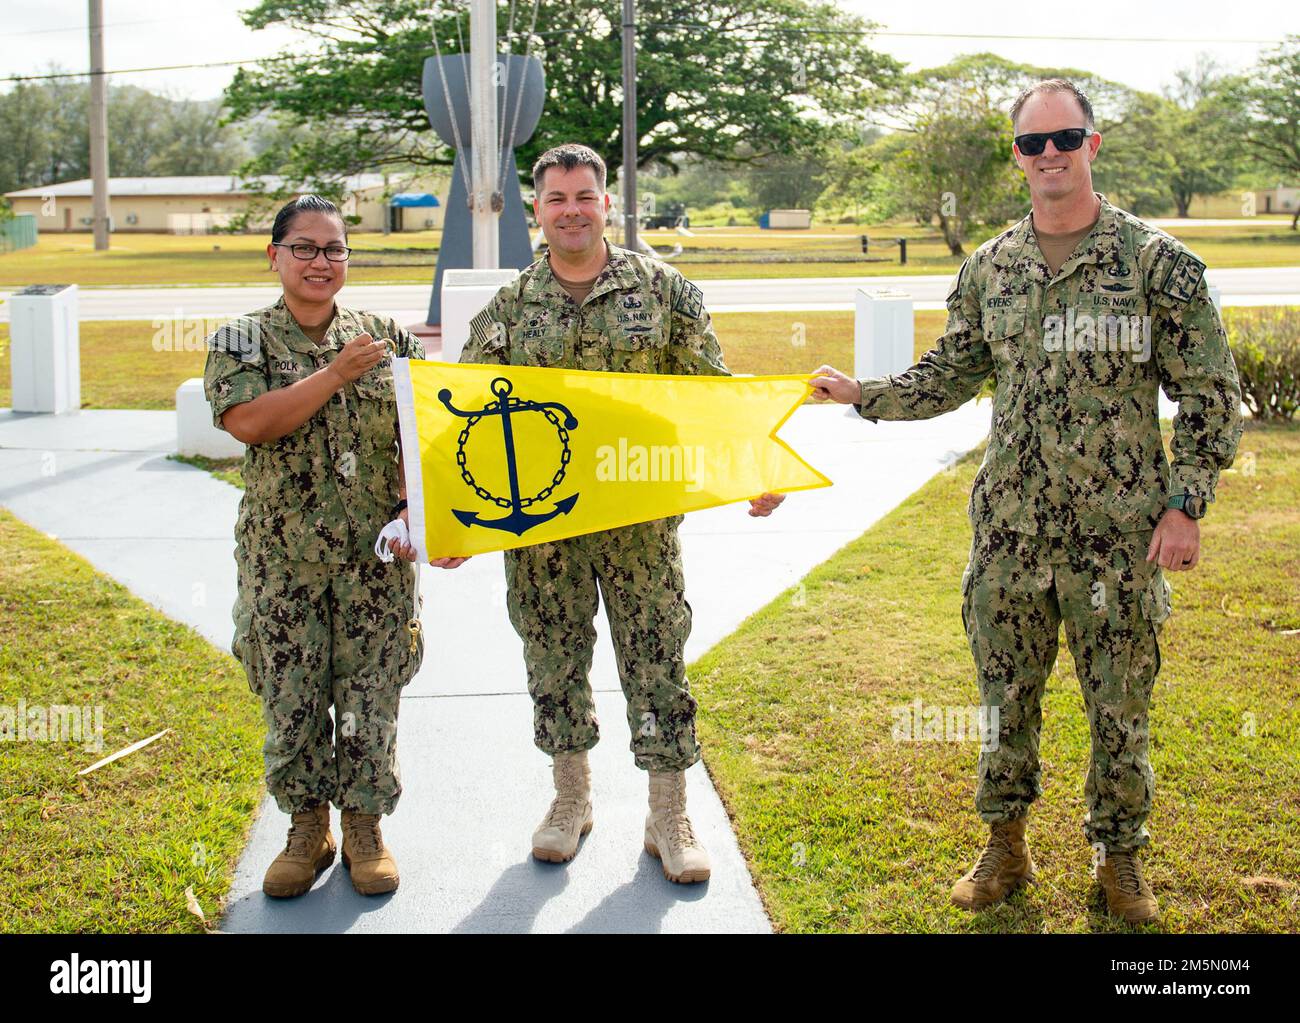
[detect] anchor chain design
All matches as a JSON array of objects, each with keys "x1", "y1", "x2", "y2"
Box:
[
  {"x1": 438, "y1": 377, "x2": 581, "y2": 536},
  {"x1": 453, "y1": 403, "x2": 572, "y2": 508}
]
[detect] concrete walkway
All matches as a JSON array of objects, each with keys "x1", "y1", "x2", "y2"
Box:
[{"x1": 0, "y1": 399, "x2": 991, "y2": 932}]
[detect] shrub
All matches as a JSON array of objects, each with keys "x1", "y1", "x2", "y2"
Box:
[{"x1": 1224, "y1": 307, "x2": 1300, "y2": 421}]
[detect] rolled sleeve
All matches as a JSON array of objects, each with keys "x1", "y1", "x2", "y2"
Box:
[{"x1": 204, "y1": 348, "x2": 267, "y2": 431}]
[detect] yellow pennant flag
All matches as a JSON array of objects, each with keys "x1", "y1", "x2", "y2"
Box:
[{"x1": 394, "y1": 360, "x2": 831, "y2": 559}]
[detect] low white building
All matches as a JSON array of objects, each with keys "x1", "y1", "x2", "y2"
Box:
[
  {"x1": 3, "y1": 174, "x2": 445, "y2": 234},
  {"x1": 1256, "y1": 186, "x2": 1299, "y2": 215}
]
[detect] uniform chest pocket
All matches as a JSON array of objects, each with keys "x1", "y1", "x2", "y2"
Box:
[
  {"x1": 1070, "y1": 295, "x2": 1152, "y2": 391},
  {"x1": 352, "y1": 367, "x2": 399, "y2": 453},
  {"x1": 353, "y1": 367, "x2": 395, "y2": 403},
  {"x1": 609, "y1": 323, "x2": 667, "y2": 373},
  {"x1": 269, "y1": 359, "x2": 312, "y2": 392},
  {"x1": 514, "y1": 329, "x2": 566, "y2": 367},
  {"x1": 982, "y1": 296, "x2": 1029, "y2": 377},
  {"x1": 982, "y1": 297, "x2": 1028, "y2": 341},
  {"x1": 611, "y1": 324, "x2": 666, "y2": 351}
]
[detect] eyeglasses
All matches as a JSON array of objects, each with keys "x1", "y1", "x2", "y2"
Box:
[
  {"x1": 272, "y1": 242, "x2": 352, "y2": 262},
  {"x1": 1014, "y1": 128, "x2": 1095, "y2": 156}
]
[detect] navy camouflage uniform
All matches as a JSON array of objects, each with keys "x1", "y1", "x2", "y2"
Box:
[
  {"x1": 204, "y1": 298, "x2": 426, "y2": 815},
  {"x1": 459, "y1": 244, "x2": 727, "y2": 771},
  {"x1": 854, "y1": 196, "x2": 1242, "y2": 851}
]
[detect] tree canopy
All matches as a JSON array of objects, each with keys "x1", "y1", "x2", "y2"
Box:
[{"x1": 222, "y1": 0, "x2": 901, "y2": 196}]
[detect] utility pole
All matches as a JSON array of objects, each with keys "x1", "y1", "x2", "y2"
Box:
[
  {"x1": 469, "y1": 0, "x2": 499, "y2": 268},
  {"x1": 88, "y1": 0, "x2": 110, "y2": 251},
  {"x1": 621, "y1": 0, "x2": 638, "y2": 251}
]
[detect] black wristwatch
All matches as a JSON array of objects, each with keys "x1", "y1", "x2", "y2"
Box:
[
  {"x1": 1167, "y1": 494, "x2": 1206, "y2": 519},
  {"x1": 393, "y1": 498, "x2": 408, "y2": 517}
]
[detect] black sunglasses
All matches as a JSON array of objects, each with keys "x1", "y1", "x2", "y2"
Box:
[{"x1": 1014, "y1": 128, "x2": 1094, "y2": 156}]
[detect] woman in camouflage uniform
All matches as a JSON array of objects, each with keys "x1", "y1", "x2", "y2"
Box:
[{"x1": 203, "y1": 195, "x2": 455, "y2": 898}]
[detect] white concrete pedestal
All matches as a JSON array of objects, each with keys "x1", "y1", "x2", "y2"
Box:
[
  {"x1": 176, "y1": 378, "x2": 244, "y2": 459},
  {"x1": 9, "y1": 284, "x2": 80, "y2": 413},
  {"x1": 440, "y1": 269, "x2": 520, "y2": 363},
  {"x1": 854, "y1": 287, "x2": 914, "y2": 380}
]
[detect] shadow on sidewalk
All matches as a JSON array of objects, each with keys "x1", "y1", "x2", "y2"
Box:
[
  {"x1": 567, "y1": 855, "x2": 710, "y2": 934},
  {"x1": 449, "y1": 857, "x2": 576, "y2": 934},
  {"x1": 219, "y1": 862, "x2": 391, "y2": 934}
]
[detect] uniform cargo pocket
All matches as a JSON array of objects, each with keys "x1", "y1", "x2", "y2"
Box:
[
  {"x1": 1140, "y1": 573, "x2": 1172, "y2": 628},
  {"x1": 1139, "y1": 571, "x2": 1172, "y2": 678}
]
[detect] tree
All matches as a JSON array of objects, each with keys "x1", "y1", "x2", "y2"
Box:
[
  {"x1": 221, "y1": 0, "x2": 901, "y2": 195},
  {"x1": 862, "y1": 55, "x2": 1113, "y2": 253},
  {"x1": 146, "y1": 98, "x2": 251, "y2": 176},
  {"x1": 747, "y1": 141, "x2": 836, "y2": 215},
  {"x1": 1229, "y1": 36, "x2": 1300, "y2": 229},
  {"x1": 871, "y1": 91, "x2": 1024, "y2": 255},
  {"x1": 0, "y1": 73, "x2": 249, "y2": 193},
  {"x1": 1158, "y1": 57, "x2": 1239, "y2": 217},
  {"x1": 1089, "y1": 91, "x2": 1177, "y2": 217},
  {"x1": 817, "y1": 132, "x2": 884, "y2": 221}
]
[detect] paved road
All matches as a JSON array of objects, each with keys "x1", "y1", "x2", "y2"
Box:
[{"x1": 3, "y1": 266, "x2": 1298, "y2": 323}]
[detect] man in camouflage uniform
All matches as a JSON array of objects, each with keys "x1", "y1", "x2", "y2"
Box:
[
  {"x1": 812, "y1": 80, "x2": 1242, "y2": 923},
  {"x1": 459, "y1": 143, "x2": 784, "y2": 883},
  {"x1": 205, "y1": 200, "x2": 427, "y2": 897}
]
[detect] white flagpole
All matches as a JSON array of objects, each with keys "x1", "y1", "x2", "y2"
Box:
[{"x1": 470, "y1": 0, "x2": 500, "y2": 268}]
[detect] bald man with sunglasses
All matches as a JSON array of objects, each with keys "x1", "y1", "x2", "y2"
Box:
[{"x1": 811, "y1": 79, "x2": 1241, "y2": 924}]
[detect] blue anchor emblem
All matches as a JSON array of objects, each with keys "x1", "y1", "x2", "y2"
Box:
[{"x1": 438, "y1": 377, "x2": 580, "y2": 536}]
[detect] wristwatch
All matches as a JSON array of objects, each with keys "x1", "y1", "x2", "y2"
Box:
[
  {"x1": 1166, "y1": 494, "x2": 1206, "y2": 519},
  {"x1": 393, "y1": 498, "x2": 408, "y2": 517}
]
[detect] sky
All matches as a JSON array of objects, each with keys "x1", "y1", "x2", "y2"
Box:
[{"x1": 1, "y1": 0, "x2": 1295, "y2": 100}]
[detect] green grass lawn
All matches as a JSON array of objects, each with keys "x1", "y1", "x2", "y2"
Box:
[
  {"x1": 0, "y1": 320, "x2": 207, "y2": 410},
  {"x1": 0, "y1": 509, "x2": 265, "y2": 933},
  {"x1": 2, "y1": 220, "x2": 1295, "y2": 287},
  {"x1": 691, "y1": 422, "x2": 1300, "y2": 933}
]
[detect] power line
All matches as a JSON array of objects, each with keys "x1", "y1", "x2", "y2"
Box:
[
  {"x1": 5, "y1": 23, "x2": 1290, "y2": 84},
  {"x1": 4, "y1": 53, "x2": 311, "y2": 83},
  {"x1": 881, "y1": 29, "x2": 1283, "y2": 44}
]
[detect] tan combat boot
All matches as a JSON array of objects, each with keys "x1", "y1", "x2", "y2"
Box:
[
  {"x1": 340, "y1": 810, "x2": 400, "y2": 895},
  {"x1": 1096, "y1": 849, "x2": 1159, "y2": 924},
  {"x1": 531, "y1": 751, "x2": 594, "y2": 863},
  {"x1": 263, "y1": 803, "x2": 335, "y2": 898},
  {"x1": 951, "y1": 818, "x2": 1035, "y2": 909},
  {"x1": 645, "y1": 770, "x2": 711, "y2": 884}
]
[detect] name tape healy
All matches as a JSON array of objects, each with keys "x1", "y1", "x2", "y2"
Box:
[{"x1": 394, "y1": 360, "x2": 832, "y2": 559}]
